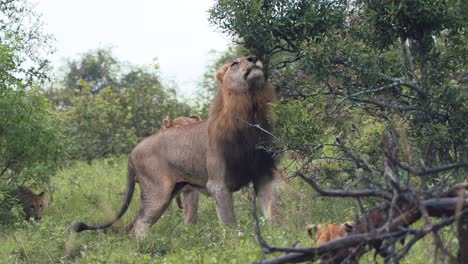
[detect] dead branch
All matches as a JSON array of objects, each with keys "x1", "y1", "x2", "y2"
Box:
[{"x1": 298, "y1": 173, "x2": 392, "y2": 200}]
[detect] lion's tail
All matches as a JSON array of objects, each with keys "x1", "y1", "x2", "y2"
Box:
[{"x1": 72, "y1": 157, "x2": 136, "y2": 233}]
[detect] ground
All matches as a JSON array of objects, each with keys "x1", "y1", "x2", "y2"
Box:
[{"x1": 0, "y1": 156, "x2": 456, "y2": 263}]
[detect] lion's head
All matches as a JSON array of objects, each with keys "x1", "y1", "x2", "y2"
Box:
[
  {"x1": 216, "y1": 55, "x2": 265, "y2": 91},
  {"x1": 19, "y1": 187, "x2": 48, "y2": 221}
]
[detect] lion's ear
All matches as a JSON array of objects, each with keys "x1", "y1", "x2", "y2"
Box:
[
  {"x1": 306, "y1": 224, "x2": 318, "y2": 238},
  {"x1": 163, "y1": 116, "x2": 172, "y2": 128},
  {"x1": 215, "y1": 63, "x2": 230, "y2": 83},
  {"x1": 344, "y1": 221, "x2": 354, "y2": 233}
]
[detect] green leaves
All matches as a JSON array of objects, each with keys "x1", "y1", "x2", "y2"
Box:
[
  {"x1": 50, "y1": 49, "x2": 192, "y2": 161},
  {"x1": 209, "y1": 0, "x2": 348, "y2": 67},
  {"x1": 0, "y1": 87, "x2": 67, "y2": 185},
  {"x1": 210, "y1": 0, "x2": 467, "y2": 190}
]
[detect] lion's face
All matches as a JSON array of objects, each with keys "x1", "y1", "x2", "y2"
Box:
[
  {"x1": 218, "y1": 55, "x2": 265, "y2": 91},
  {"x1": 22, "y1": 191, "x2": 48, "y2": 221}
]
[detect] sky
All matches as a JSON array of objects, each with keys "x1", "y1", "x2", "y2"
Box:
[{"x1": 35, "y1": 0, "x2": 231, "y2": 97}]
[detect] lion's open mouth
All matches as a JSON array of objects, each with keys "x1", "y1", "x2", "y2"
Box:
[{"x1": 244, "y1": 65, "x2": 263, "y2": 80}]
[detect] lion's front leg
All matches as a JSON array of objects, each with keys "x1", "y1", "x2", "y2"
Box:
[
  {"x1": 206, "y1": 153, "x2": 237, "y2": 227},
  {"x1": 207, "y1": 180, "x2": 237, "y2": 227},
  {"x1": 254, "y1": 176, "x2": 278, "y2": 224}
]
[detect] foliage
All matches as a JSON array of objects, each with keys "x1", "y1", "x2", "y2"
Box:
[
  {"x1": 209, "y1": 0, "x2": 467, "y2": 260},
  {"x1": 209, "y1": 0, "x2": 347, "y2": 71},
  {"x1": 0, "y1": 0, "x2": 67, "y2": 223},
  {"x1": 0, "y1": 87, "x2": 66, "y2": 184},
  {"x1": 46, "y1": 49, "x2": 192, "y2": 161},
  {"x1": 0, "y1": 1, "x2": 65, "y2": 182},
  {"x1": 0, "y1": 0, "x2": 53, "y2": 86},
  {"x1": 63, "y1": 48, "x2": 119, "y2": 94},
  {"x1": 210, "y1": 0, "x2": 467, "y2": 185}
]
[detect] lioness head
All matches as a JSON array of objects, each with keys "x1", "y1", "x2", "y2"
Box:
[
  {"x1": 19, "y1": 187, "x2": 48, "y2": 221},
  {"x1": 216, "y1": 55, "x2": 265, "y2": 91}
]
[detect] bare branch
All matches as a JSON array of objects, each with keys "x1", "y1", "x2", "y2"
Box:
[
  {"x1": 298, "y1": 173, "x2": 392, "y2": 200},
  {"x1": 349, "y1": 82, "x2": 402, "y2": 97},
  {"x1": 348, "y1": 96, "x2": 423, "y2": 112},
  {"x1": 334, "y1": 137, "x2": 377, "y2": 173},
  {"x1": 390, "y1": 157, "x2": 468, "y2": 176},
  {"x1": 234, "y1": 115, "x2": 277, "y2": 139},
  {"x1": 395, "y1": 208, "x2": 468, "y2": 262}
]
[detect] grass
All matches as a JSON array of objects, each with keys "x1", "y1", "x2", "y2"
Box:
[{"x1": 0, "y1": 156, "x2": 455, "y2": 263}]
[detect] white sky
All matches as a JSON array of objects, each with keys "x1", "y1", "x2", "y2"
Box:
[{"x1": 35, "y1": 0, "x2": 230, "y2": 97}]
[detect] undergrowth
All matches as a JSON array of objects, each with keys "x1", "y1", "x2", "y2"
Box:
[{"x1": 0, "y1": 156, "x2": 452, "y2": 263}]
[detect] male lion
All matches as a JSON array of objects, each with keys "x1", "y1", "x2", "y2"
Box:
[
  {"x1": 74, "y1": 55, "x2": 277, "y2": 237},
  {"x1": 17, "y1": 187, "x2": 48, "y2": 221}
]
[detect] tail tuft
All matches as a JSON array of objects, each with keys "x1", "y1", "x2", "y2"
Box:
[{"x1": 72, "y1": 222, "x2": 90, "y2": 232}]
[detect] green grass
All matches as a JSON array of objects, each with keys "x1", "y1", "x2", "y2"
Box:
[{"x1": 0, "y1": 156, "x2": 453, "y2": 263}]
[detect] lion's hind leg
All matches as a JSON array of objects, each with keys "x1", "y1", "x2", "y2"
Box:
[
  {"x1": 182, "y1": 188, "x2": 199, "y2": 225},
  {"x1": 126, "y1": 175, "x2": 176, "y2": 238}
]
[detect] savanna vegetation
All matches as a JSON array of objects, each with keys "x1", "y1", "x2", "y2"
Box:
[{"x1": 1, "y1": 0, "x2": 467, "y2": 263}]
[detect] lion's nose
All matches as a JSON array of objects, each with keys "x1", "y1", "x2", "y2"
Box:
[{"x1": 247, "y1": 56, "x2": 258, "y2": 64}]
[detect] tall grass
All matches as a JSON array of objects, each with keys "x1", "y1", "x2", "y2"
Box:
[{"x1": 0, "y1": 156, "x2": 450, "y2": 263}]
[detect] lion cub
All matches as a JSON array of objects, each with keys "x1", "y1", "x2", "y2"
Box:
[
  {"x1": 161, "y1": 115, "x2": 201, "y2": 130},
  {"x1": 306, "y1": 221, "x2": 353, "y2": 246},
  {"x1": 17, "y1": 187, "x2": 48, "y2": 221}
]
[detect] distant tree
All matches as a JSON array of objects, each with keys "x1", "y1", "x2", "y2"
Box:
[
  {"x1": 64, "y1": 48, "x2": 119, "y2": 94},
  {"x1": 48, "y1": 49, "x2": 192, "y2": 161},
  {"x1": 0, "y1": 0, "x2": 53, "y2": 86}
]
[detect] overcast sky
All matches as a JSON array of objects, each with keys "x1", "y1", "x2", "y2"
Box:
[{"x1": 36, "y1": 0, "x2": 230, "y2": 97}]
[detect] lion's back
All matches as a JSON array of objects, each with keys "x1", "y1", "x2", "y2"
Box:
[{"x1": 130, "y1": 122, "x2": 209, "y2": 183}]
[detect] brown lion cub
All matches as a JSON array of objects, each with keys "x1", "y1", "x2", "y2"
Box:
[
  {"x1": 161, "y1": 115, "x2": 201, "y2": 130},
  {"x1": 17, "y1": 187, "x2": 48, "y2": 221},
  {"x1": 306, "y1": 221, "x2": 353, "y2": 246}
]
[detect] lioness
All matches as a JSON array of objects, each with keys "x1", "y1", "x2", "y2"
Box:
[
  {"x1": 161, "y1": 114, "x2": 201, "y2": 224},
  {"x1": 17, "y1": 187, "x2": 48, "y2": 221},
  {"x1": 74, "y1": 55, "x2": 277, "y2": 237}
]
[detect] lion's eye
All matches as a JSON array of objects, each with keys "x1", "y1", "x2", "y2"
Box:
[
  {"x1": 30, "y1": 205, "x2": 35, "y2": 209},
  {"x1": 231, "y1": 61, "x2": 239, "y2": 67},
  {"x1": 39, "y1": 204, "x2": 43, "y2": 208}
]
